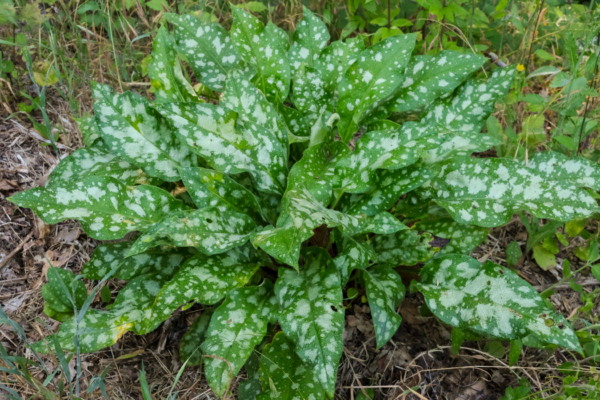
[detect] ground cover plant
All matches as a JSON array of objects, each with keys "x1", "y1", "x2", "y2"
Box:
[{"x1": 3, "y1": 0, "x2": 600, "y2": 399}]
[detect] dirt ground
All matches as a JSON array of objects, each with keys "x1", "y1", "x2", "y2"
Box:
[{"x1": 0, "y1": 88, "x2": 598, "y2": 400}]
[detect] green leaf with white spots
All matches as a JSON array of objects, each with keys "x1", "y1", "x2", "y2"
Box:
[
  {"x1": 292, "y1": 65, "x2": 332, "y2": 118},
  {"x1": 315, "y1": 38, "x2": 364, "y2": 92},
  {"x1": 389, "y1": 51, "x2": 486, "y2": 113},
  {"x1": 257, "y1": 331, "x2": 326, "y2": 400},
  {"x1": 364, "y1": 265, "x2": 405, "y2": 349},
  {"x1": 337, "y1": 34, "x2": 417, "y2": 143},
  {"x1": 274, "y1": 248, "x2": 344, "y2": 397},
  {"x1": 152, "y1": 245, "x2": 261, "y2": 322},
  {"x1": 74, "y1": 115, "x2": 103, "y2": 147},
  {"x1": 421, "y1": 67, "x2": 516, "y2": 133},
  {"x1": 179, "y1": 167, "x2": 266, "y2": 224},
  {"x1": 164, "y1": 13, "x2": 242, "y2": 92},
  {"x1": 42, "y1": 267, "x2": 87, "y2": 314},
  {"x1": 334, "y1": 121, "x2": 497, "y2": 194},
  {"x1": 414, "y1": 254, "x2": 582, "y2": 353},
  {"x1": 288, "y1": 7, "x2": 329, "y2": 72},
  {"x1": 354, "y1": 212, "x2": 408, "y2": 235},
  {"x1": 415, "y1": 210, "x2": 489, "y2": 254},
  {"x1": 127, "y1": 207, "x2": 257, "y2": 257},
  {"x1": 334, "y1": 237, "x2": 377, "y2": 286},
  {"x1": 527, "y1": 151, "x2": 600, "y2": 191},
  {"x1": 252, "y1": 188, "x2": 366, "y2": 268},
  {"x1": 265, "y1": 21, "x2": 290, "y2": 52},
  {"x1": 155, "y1": 100, "x2": 288, "y2": 195},
  {"x1": 202, "y1": 280, "x2": 277, "y2": 398},
  {"x1": 286, "y1": 141, "x2": 350, "y2": 206},
  {"x1": 418, "y1": 154, "x2": 600, "y2": 227},
  {"x1": 180, "y1": 310, "x2": 213, "y2": 366},
  {"x1": 373, "y1": 230, "x2": 436, "y2": 266},
  {"x1": 46, "y1": 147, "x2": 152, "y2": 188},
  {"x1": 9, "y1": 177, "x2": 188, "y2": 240},
  {"x1": 91, "y1": 82, "x2": 197, "y2": 182},
  {"x1": 230, "y1": 7, "x2": 291, "y2": 103},
  {"x1": 149, "y1": 26, "x2": 199, "y2": 103},
  {"x1": 337, "y1": 163, "x2": 436, "y2": 216},
  {"x1": 82, "y1": 242, "x2": 189, "y2": 280}
]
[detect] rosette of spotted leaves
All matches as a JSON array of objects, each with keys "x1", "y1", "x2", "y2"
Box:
[{"x1": 8, "y1": 6, "x2": 594, "y2": 398}]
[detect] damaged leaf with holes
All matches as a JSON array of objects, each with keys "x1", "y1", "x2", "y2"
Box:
[{"x1": 9, "y1": 6, "x2": 595, "y2": 398}]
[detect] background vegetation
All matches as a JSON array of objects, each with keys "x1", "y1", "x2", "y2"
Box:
[{"x1": 2, "y1": 0, "x2": 600, "y2": 399}]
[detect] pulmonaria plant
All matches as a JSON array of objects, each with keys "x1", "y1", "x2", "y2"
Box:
[{"x1": 10, "y1": 7, "x2": 600, "y2": 398}]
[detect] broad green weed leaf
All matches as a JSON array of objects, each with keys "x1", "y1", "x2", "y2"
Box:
[
  {"x1": 415, "y1": 254, "x2": 582, "y2": 353},
  {"x1": 274, "y1": 248, "x2": 344, "y2": 397},
  {"x1": 152, "y1": 245, "x2": 261, "y2": 321},
  {"x1": 180, "y1": 167, "x2": 266, "y2": 224},
  {"x1": 338, "y1": 163, "x2": 435, "y2": 216},
  {"x1": 334, "y1": 237, "x2": 377, "y2": 286},
  {"x1": 286, "y1": 141, "x2": 350, "y2": 206},
  {"x1": 46, "y1": 147, "x2": 151, "y2": 188},
  {"x1": 230, "y1": 8, "x2": 291, "y2": 103},
  {"x1": 180, "y1": 310, "x2": 213, "y2": 366},
  {"x1": 252, "y1": 189, "x2": 366, "y2": 268},
  {"x1": 202, "y1": 280, "x2": 277, "y2": 398},
  {"x1": 288, "y1": 6, "x2": 329, "y2": 71},
  {"x1": 257, "y1": 331, "x2": 326, "y2": 400},
  {"x1": 9, "y1": 177, "x2": 187, "y2": 240},
  {"x1": 389, "y1": 51, "x2": 486, "y2": 113},
  {"x1": 127, "y1": 207, "x2": 256, "y2": 257},
  {"x1": 164, "y1": 13, "x2": 242, "y2": 92},
  {"x1": 419, "y1": 155, "x2": 600, "y2": 227},
  {"x1": 155, "y1": 101, "x2": 287, "y2": 195},
  {"x1": 415, "y1": 210, "x2": 489, "y2": 254},
  {"x1": 82, "y1": 242, "x2": 188, "y2": 280},
  {"x1": 373, "y1": 230, "x2": 436, "y2": 266},
  {"x1": 149, "y1": 26, "x2": 199, "y2": 103},
  {"x1": 364, "y1": 265, "x2": 405, "y2": 349},
  {"x1": 421, "y1": 67, "x2": 516, "y2": 133},
  {"x1": 337, "y1": 34, "x2": 417, "y2": 142},
  {"x1": 91, "y1": 83, "x2": 196, "y2": 182}
]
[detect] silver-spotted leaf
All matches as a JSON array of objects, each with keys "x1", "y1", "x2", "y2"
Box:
[
  {"x1": 373, "y1": 230, "x2": 436, "y2": 266},
  {"x1": 152, "y1": 245, "x2": 261, "y2": 322},
  {"x1": 415, "y1": 210, "x2": 489, "y2": 254},
  {"x1": 257, "y1": 331, "x2": 326, "y2": 400},
  {"x1": 354, "y1": 212, "x2": 408, "y2": 235},
  {"x1": 164, "y1": 13, "x2": 242, "y2": 92},
  {"x1": 274, "y1": 248, "x2": 344, "y2": 397},
  {"x1": 337, "y1": 34, "x2": 417, "y2": 142},
  {"x1": 42, "y1": 267, "x2": 87, "y2": 314},
  {"x1": 286, "y1": 141, "x2": 350, "y2": 206},
  {"x1": 155, "y1": 101, "x2": 287, "y2": 195},
  {"x1": 364, "y1": 265, "x2": 405, "y2": 349},
  {"x1": 74, "y1": 115, "x2": 103, "y2": 147},
  {"x1": 337, "y1": 163, "x2": 435, "y2": 216},
  {"x1": 415, "y1": 254, "x2": 582, "y2": 352},
  {"x1": 418, "y1": 154, "x2": 600, "y2": 227},
  {"x1": 389, "y1": 51, "x2": 486, "y2": 113},
  {"x1": 421, "y1": 67, "x2": 516, "y2": 133},
  {"x1": 202, "y1": 280, "x2": 277, "y2": 398},
  {"x1": 252, "y1": 188, "x2": 366, "y2": 268},
  {"x1": 9, "y1": 177, "x2": 188, "y2": 240},
  {"x1": 334, "y1": 237, "x2": 377, "y2": 286},
  {"x1": 127, "y1": 207, "x2": 256, "y2": 257},
  {"x1": 288, "y1": 6, "x2": 329, "y2": 71},
  {"x1": 149, "y1": 26, "x2": 199, "y2": 103},
  {"x1": 180, "y1": 167, "x2": 265, "y2": 224},
  {"x1": 82, "y1": 242, "x2": 188, "y2": 280},
  {"x1": 180, "y1": 310, "x2": 213, "y2": 366},
  {"x1": 230, "y1": 7, "x2": 291, "y2": 103},
  {"x1": 91, "y1": 83, "x2": 196, "y2": 182},
  {"x1": 46, "y1": 147, "x2": 151, "y2": 188}
]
